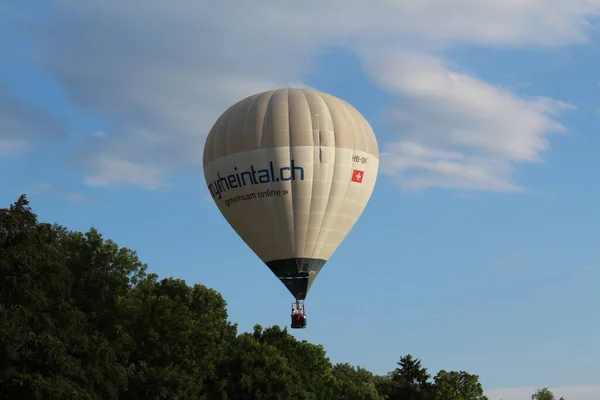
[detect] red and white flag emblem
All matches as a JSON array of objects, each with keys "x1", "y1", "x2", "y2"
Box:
[{"x1": 351, "y1": 169, "x2": 364, "y2": 183}]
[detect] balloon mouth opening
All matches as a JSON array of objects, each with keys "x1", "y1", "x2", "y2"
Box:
[{"x1": 266, "y1": 258, "x2": 327, "y2": 300}]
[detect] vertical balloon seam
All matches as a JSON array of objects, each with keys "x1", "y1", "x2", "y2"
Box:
[
  {"x1": 261, "y1": 90, "x2": 282, "y2": 264},
  {"x1": 317, "y1": 93, "x2": 337, "y2": 260},
  {"x1": 260, "y1": 91, "x2": 279, "y2": 259},
  {"x1": 285, "y1": 89, "x2": 300, "y2": 259},
  {"x1": 206, "y1": 105, "x2": 224, "y2": 167},
  {"x1": 208, "y1": 105, "x2": 226, "y2": 162},
  {"x1": 287, "y1": 89, "x2": 303, "y2": 296},
  {"x1": 310, "y1": 95, "x2": 343, "y2": 260},
  {"x1": 205, "y1": 106, "x2": 226, "y2": 205},
  {"x1": 238, "y1": 93, "x2": 259, "y2": 256},
  {"x1": 308, "y1": 91, "x2": 333, "y2": 259},
  {"x1": 224, "y1": 97, "x2": 245, "y2": 160},
  {"x1": 331, "y1": 100, "x2": 358, "y2": 252},
  {"x1": 307, "y1": 93, "x2": 337, "y2": 260},
  {"x1": 239, "y1": 93, "x2": 258, "y2": 256},
  {"x1": 223, "y1": 99, "x2": 246, "y2": 252},
  {"x1": 265, "y1": 92, "x2": 284, "y2": 258},
  {"x1": 213, "y1": 100, "x2": 240, "y2": 163},
  {"x1": 258, "y1": 91, "x2": 275, "y2": 148},
  {"x1": 311, "y1": 94, "x2": 353, "y2": 261},
  {"x1": 302, "y1": 89, "x2": 317, "y2": 258},
  {"x1": 275, "y1": 90, "x2": 295, "y2": 258},
  {"x1": 241, "y1": 93, "x2": 260, "y2": 156}
]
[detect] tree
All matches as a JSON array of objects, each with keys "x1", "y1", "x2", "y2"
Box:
[
  {"x1": 0, "y1": 195, "x2": 126, "y2": 399},
  {"x1": 390, "y1": 354, "x2": 433, "y2": 400},
  {"x1": 119, "y1": 277, "x2": 237, "y2": 399},
  {"x1": 329, "y1": 363, "x2": 384, "y2": 400},
  {"x1": 432, "y1": 370, "x2": 488, "y2": 400},
  {"x1": 208, "y1": 330, "x2": 301, "y2": 400},
  {"x1": 373, "y1": 373, "x2": 398, "y2": 400},
  {"x1": 532, "y1": 387, "x2": 565, "y2": 400},
  {"x1": 253, "y1": 325, "x2": 333, "y2": 399},
  {"x1": 0, "y1": 195, "x2": 238, "y2": 399}
]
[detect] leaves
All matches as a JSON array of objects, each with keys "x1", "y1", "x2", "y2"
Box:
[
  {"x1": 532, "y1": 387, "x2": 566, "y2": 400},
  {"x1": 433, "y1": 370, "x2": 488, "y2": 400}
]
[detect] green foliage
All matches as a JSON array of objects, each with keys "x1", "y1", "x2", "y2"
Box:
[
  {"x1": 118, "y1": 278, "x2": 236, "y2": 399},
  {"x1": 0, "y1": 195, "x2": 560, "y2": 400},
  {"x1": 209, "y1": 329, "x2": 301, "y2": 399},
  {"x1": 254, "y1": 325, "x2": 333, "y2": 398},
  {"x1": 390, "y1": 354, "x2": 433, "y2": 400},
  {"x1": 531, "y1": 387, "x2": 566, "y2": 400},
  {"x1": 433, "y1": 370, "x2": 488, "y2": 400},
  {"x1": 329, "y1": 363, "x2": 384, "y2": 400},
  {"x1": 0, "y1": 195, "x2": 126, "y2": 399},
  {"x1": 0, "y1": 195, "x2": 235, "y2": 399}
]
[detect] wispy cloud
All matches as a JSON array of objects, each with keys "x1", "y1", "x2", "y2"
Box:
[
  {"x1": 4, "y1": 0, "x2": 600, "y2": 190},
  {"x1": 0, "y1": 86, "x2": 64, "y2": 157},
  {"x1": 364, "y1": 52, "x2": 573, "y2": 191},
  {"x1": 29, "y1": 183, "x2": 86, "y2": 202}
]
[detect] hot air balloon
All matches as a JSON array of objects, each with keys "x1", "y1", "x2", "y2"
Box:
[{"x1": 203, "y1": 88, "x2": 379, "y2": 328}]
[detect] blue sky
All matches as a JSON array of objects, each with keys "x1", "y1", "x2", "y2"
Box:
[{"x1": 2, "y1": 2, "x2": 600, "y2": 399}]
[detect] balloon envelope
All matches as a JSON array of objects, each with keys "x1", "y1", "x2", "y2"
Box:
[{"x1": 203, "y1": 88, "x2": 379, "y2": 300}]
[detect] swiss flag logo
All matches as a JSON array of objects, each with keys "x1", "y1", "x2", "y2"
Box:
[{"x1": 351, "y1": 169, "x2": 364, "y2": 183}]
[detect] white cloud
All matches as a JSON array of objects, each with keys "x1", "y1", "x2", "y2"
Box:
[
  {"x1": 486, "y1": 385, "x2": 600, "y2": 400},
  {"x1": 362, "y1": 52, "x2": 573, "y2": 191},
  {"x1": 6, "y1": 0, "x2": 600, "y2": 189}
]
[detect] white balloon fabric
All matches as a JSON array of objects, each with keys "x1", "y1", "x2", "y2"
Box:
[{"x1": 203, "y1": 88, "x2": 379, "y2": 300}]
